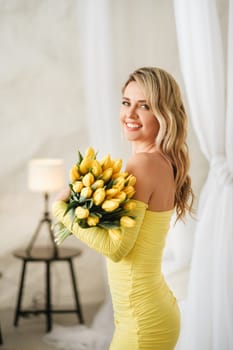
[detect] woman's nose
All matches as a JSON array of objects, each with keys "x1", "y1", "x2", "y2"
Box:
[{"x1": 127, "y1": 106, "x2": 138, "y2": 118}]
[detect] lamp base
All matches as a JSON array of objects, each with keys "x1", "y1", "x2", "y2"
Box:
[{"x1": 26, "y1": 193, "x2": 58, "y2": 257}]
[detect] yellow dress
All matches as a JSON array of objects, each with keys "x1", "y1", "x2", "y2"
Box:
[{"x1": 53, "y1": 200, "x2": 180, "y2": 350}]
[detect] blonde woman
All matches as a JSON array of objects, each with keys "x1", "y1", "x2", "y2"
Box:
[{"x1": 53, "y1": 67, "x2": 194, "y2": 349}]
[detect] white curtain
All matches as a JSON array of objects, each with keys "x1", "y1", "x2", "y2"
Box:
[
  {"x1": 78, "y1": 0, "x2": 120, "y2": 159},
  {"x1": 174, "y1": 0, "x2": 233, "y2": 349}
]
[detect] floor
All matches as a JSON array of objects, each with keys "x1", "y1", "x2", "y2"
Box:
[{"x1": 0, "y1": 303, "x2": 101, "y2": 350}]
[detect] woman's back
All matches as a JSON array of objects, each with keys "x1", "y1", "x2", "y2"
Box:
[{"x1": 126, "y1": 151, "x2": 175, "y2": 212}]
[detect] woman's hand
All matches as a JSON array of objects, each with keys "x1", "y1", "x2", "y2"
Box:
[{"x1": 55, "y1": 186, "x2": 71, "y2": 202}]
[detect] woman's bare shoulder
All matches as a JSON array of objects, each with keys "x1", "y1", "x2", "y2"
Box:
[
  {"x1": 126, "y1": 152, "x2": 152, "y2": 169},
  {"x1": 126, "y1": 152, "x2": 175, "y2": 209},
  {"x1": 126, "y1": 152, "x2": 172, "y2": 177}
]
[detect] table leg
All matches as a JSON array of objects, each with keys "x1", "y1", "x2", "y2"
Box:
[
  {"x1": 68, "y1": 258, "x2": 84, "y2": 324},
  {"x1": 14, "y1": 260, "x2": 27, "y2": 326},
  {"x1": 0, "y1": 323, "x2": 3, "y2": 345},
  {"x1": 45, "y1": 261, "x2": 52, "y2": 332}
]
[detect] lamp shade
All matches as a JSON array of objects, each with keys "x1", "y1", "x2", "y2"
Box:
[{"x1": 28, "y1": 158, "x2": 65, "y2": 193}]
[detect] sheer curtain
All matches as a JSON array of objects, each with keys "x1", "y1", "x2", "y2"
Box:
[
  {"x1": 79, "y1": 0, "x2": 120, "y2": 159},
  {"x1": 174, "y1": 0, "x2": 233, "y2": 349}
]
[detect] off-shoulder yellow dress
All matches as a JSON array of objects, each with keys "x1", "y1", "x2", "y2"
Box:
[{"x1": 53, "y1": 200, "x2": 180, "y2": 350}]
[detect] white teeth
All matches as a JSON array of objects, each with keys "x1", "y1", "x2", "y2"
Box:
[{"x1": 126, "y1": 123, "x2": 141, "y2": 129}]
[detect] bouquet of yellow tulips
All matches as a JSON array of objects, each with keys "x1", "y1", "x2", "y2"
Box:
[{"x1": 54, "y1": 147, "x2": 137, "y2": 244}]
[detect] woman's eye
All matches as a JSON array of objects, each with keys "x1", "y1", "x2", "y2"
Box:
[
  {"x1": 122, "y1": 100, "x2": 130, "y2": 106},
  {"x1": 141, "y1": 104, "x2": 150, "y2": 110}
]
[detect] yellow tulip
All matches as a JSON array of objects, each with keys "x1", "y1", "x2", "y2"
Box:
[
  {"x1": 123, "y1": 200, "x2": 136, "y2": 211},
  {"x1": 93, "y1": 188, "x2": 106, "y2": 205},
  {"x1": 113, "y1": 191, "x2": 126, "y2": 203},
  {"x1": 123, "y1": 185, "x2": 135, "y2": 198},
  {"x1": 101, "y1": 168, "x2": 113, "y2": 183},
  {"x1": 109, "y1": 228, "x2": 122, "y2": 240},
  {"x1": 112, "y1": 171, "x2": 129, "y2": 179},
  {"x1": 121, "y1": 171, "x2": 129, "y2": 178},
  {"x1": 69, "y1": 165, "x2": 80, "y2": 182},
  {"x1": 106, "y1": 188, "x2": 119, "y2": 199},
  {"x1": 73, "y1": 181, "x2": 83, "y2": 193},
  {"x1": 112, "y1": 171, "x2": 128, "y2": 180},
  {"x1": 102, "y1": 199, "x2": 119, "y2": 212},
  {"x1": 126, "y1": 174, "x2": 136, "y2": 186},
  {"x1": 100, "y1": 154, "x2": 112, "y2": 170},
  {"x1": 75, "y1": 206, "x2": 89, "y2": 219},
  {"x1": 91, "y1": 179, "x2": 105, "y2": 190},
  {"x1": 120, "y1": 216, "x2": 135, "y2": 228},
  {"x1": 79, "y1": 158, "x2": 93, "y2": 174},
  {"x1": 112, "y1": 159, "x2": 123, "y2": 173},
  {"x1": 87, "y1": 215, "x2": 100, "y2": 226},
  {"x1": 84, "y1": 147, "x2": 96, "y2": 159},
  {"x1": 80, "y1": 187, "x2": 92, "y2": 198},
  {"x1": 91, "y1": 160, "x2": 102, "y2": 177},
  {"x1": 82, "y1": 173, "x2": 95, "y2": 187},
  {"x1": 112, "y1": 172, "x2": 120, "y2": 179},
  {"x1": 113, "y1": 176, "x2": 125, "y2": 191}
]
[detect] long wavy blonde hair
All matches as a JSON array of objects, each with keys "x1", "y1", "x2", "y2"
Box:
[{"x1": 122, "y1": 67, "x2": 194, "y2": 221}]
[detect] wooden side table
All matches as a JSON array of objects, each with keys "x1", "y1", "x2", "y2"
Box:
[{"x1": 13, "y1": 247, "x2": 84, "y2": 332}]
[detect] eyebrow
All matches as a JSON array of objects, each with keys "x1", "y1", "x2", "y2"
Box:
[{"x1": 122, "y1": 97, "x2": 148, "y2": 103}]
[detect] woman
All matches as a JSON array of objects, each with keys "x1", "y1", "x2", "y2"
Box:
[{"x1": 53, "y1": 67, "x2": 194, "y2": 349}]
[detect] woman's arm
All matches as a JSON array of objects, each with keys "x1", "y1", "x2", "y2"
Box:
[{"x1": 52, "y1": 199, "x2": 147, "y2": 262}]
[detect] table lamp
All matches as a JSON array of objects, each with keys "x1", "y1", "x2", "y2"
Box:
[{"x1": 26, "y1": 158, "x2": 65, "y2": 256}]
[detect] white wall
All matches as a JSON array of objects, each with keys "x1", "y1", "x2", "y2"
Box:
[{"x1": 0, "y1": 0, "x2": 226, "y2": 309}]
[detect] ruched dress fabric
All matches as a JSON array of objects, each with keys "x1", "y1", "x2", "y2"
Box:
[{"x1": 53, "y1": 200, "x2": 180, "y2": 350}]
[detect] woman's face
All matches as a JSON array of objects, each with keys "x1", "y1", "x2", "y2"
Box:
[{"x1": 120, "y1": 81, "x2": 160, "y2": 145}]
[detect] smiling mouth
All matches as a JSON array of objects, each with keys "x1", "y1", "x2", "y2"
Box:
[{"x1": 125, "y1": 122, "x2": 142, "y2": 130}]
